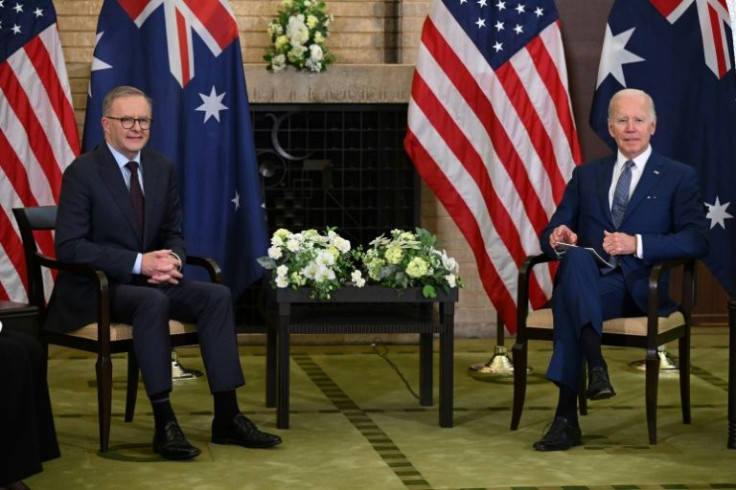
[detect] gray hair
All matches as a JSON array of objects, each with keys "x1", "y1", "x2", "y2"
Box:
[
  {"x1": 102, "y1": 86, "x2": 153, "y2": 116},
  {"x1": 607, "y1": 88, "x2": 656, "y2": 121}
]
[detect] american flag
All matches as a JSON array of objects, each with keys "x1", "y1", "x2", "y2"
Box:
[
  {"x1": 590, "y1": 0, "x2": 736, "y2": 297},
  {"x1": 83, "y1": 0, "x2": 268, "y2": 297},
  {"x1": 0, "y1": 0, "x2": 79, "y2": 302},
  {"x1": 405, "y1": 0, "x2": 581, "y2": 333}
]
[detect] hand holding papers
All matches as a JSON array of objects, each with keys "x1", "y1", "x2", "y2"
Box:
[{"x1": 553, "y1": 242, "x2": 614, "y2": 269}]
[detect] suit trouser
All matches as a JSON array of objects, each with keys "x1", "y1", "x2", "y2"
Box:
[
  {"x1": 110, "y1": 280, "x2": 245, "y2": 396},
  {"x1": 546, "y1": 247, "x2": 643, "y2": 391}
]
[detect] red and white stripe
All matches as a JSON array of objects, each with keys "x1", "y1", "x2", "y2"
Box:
[
  {"x1": 0, "y1": 24, "x2": 79, "y2": 302},
  {"x1": 405, "y1": 0, "x2": 581, "y2": 333}
]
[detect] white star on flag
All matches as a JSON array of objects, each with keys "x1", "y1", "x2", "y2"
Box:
[
  {"x1": 596, "y1": 25, "x2": 644, "y2": 88},
  {"x1": 196, "y1": 86, "x2": 228, "y2": 123},
  {"x1": 231, "y1": 191, "x2": 240, "y2": 210},
  {"x1": 705, "y1": 196, "x2": 733, "y2": 229},
  {"x1": 89, "y1": 33, "x2": 113, "y2": 97}
]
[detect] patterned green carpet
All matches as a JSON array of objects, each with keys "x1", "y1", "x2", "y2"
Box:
[{"x1": 27, "y1": 328, "x2": 736, "y2": 489}]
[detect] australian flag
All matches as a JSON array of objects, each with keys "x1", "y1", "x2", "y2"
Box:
[
  {"x1": 590, "y1": 0, "x2": 736, "y2": 298},
  {"x1": 82, "y1": 0, "x2": 268, "y2": 297}
]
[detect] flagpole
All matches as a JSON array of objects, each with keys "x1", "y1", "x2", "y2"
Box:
[{"x1": 726, "y1": 0, "x2": 736, "y2": 450}]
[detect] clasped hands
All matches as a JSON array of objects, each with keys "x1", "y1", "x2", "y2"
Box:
[
  {"x1": 549, "y1": 225, "x2": 635, "y2": 257},
  {"x1": 141, "y1": 249, "x2": 182, "y2": 285}
]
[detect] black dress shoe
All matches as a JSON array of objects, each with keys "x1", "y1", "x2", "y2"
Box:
[
  {"x1": 587, "y1": 365, "x2": 616, "y2": 400},
  {"x1": 153, "y1": 421, "x2": 201, "y2": 460},
  {"x1": 533, "y1": 416, "x2": 582, "y2": 451},
  {"x1": 211, "y1": 413, "x2": 283, "y2": 449}
]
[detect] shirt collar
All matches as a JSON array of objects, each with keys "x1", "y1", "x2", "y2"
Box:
[
  {"x1": 106, "y1": 142, "x2": 141, "y2": 172},
  {"x1": 616, "y1": 145, "x2": 652, "y2": 171}
]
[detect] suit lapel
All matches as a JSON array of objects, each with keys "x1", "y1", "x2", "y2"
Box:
[
  {"x1": 597, "y1": 156, "x2": 617, "y2": 227},
  {"x1": 96, "y1": 145, "x2": 143, "y2": 243}
]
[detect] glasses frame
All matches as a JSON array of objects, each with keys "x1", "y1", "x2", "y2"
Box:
[{"x1": 105, "y1": 116, "x2": 153, "y2": 130}]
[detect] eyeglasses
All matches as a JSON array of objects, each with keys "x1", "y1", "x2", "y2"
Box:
[{"x1": 105, "y1": 116, "x2": 153, "y2": 130}]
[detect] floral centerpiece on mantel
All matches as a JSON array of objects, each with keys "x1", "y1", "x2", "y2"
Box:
[
  {"x1": 263, "y1": 0, "x2": 335, "y2": 73},
  {"x1": 258, "y1": 227, "x2": 462, "y2": 300}
]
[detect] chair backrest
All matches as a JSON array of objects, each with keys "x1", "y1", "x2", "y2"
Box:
[{"x1": 12, "y1": 206, "x2": 58, "y2": 309}]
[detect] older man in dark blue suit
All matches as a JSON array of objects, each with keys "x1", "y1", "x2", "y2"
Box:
[
  {"x1": 46, "y1": 86, "x2": 281, "y2": 460},
  {"x1": 533, "y1": 88, "x2": 710, "y2": 451}
]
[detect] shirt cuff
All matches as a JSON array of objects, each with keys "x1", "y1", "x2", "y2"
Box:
[
  {"x1": 635, "y1": 234, "x2": 643, "y2": 259},
  {"x1": 133, "y1": 253, "x2": 142, "y2": 274}
]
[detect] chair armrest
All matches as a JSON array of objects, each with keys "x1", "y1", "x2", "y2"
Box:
[
  {"x1": 516, "y1": 254, "x2": 554, "y2": 339},
  {"x1": 646, "y1": 258, "x2": 696, "y2": 335},
  {"x1": 185, "y1": 255, "x2": 224, "y2": 284},
  {"x1": 32, "y1": 251, "x2": 113, "y2": 345}
]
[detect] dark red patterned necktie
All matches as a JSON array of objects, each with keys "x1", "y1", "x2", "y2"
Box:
[{"x1": 125, "y1": 161, "x2": 144, "y2": 234}]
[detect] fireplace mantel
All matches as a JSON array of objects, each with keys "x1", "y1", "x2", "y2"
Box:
[{"x1": 244, "y1": 64, "x2": 415, "y2": 104}]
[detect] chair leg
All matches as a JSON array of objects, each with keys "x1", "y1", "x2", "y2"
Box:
[
  {"x1": 510, "y1": 341, "x2": 528, "y2": 430},
  {"x1": 645, "y1": 348, "x2": 660, "y2": 444},
  {"x1": 125, "y1": 350, "x2": 139, "y2": 423},
  {"x1": 96, "y1": 353, "x2": 113, "y2": 453},
  {"x1": 679, "y1": 336, "x2": 691, "y2": 424}
]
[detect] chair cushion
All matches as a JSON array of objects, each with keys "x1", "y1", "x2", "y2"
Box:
[
  {"x1": 526, "y1": 308, "x2": 685, "y2": 336},
  {"x1": 67, "y1": 320, "x2": 197, "y2": 341}
]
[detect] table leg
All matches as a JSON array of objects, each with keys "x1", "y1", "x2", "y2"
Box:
[
  {"x1": 277, "y1": 311, "x2": 290, "y2": 429},
  {"x1": 266, "y1": 326, "x2": 276, "y2": 408},
  {"x1": 439, "y1": 301, "x2": 454, "y2": 428},
  {"x1": 419, "y1": 333, "x2": 433, "y2": 406}
]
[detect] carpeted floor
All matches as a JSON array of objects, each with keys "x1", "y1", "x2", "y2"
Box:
[{"x1": 25, "y1": 328, "x2": 736, "y2": 489}]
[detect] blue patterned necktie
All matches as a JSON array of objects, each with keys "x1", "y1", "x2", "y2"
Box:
[{"x1": 611, "y1": 160, "x2": 634, "y2": 229}]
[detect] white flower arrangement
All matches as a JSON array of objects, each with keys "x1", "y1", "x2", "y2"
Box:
[
  {"x1": 264, "y1": 0, "x2": 335, "y2": 73},
  {"x1": 362, "y1": 228, "x2": 462, "y2": 298},
  {"x1": 259, "y1": 227, "x2": 461, "y2": 300},
  {"x1": 258, "y1": 228, "x2": 364, "y2": 299}
]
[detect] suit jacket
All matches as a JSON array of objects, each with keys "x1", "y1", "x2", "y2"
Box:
[
  {"x1": 45, "y1": 143, "x2": 186, "y2": 332},
  {"x1": 540, "y1": 151, "x2": 710, "y2": 315}
]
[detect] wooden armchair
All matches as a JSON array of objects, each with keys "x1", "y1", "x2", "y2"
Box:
[
  {"x1": 13, "y1": 205, "x2": 222, "y2": 452},
  {"x1": 510, "y1": 253, "x2": 696, "y2": 444}
]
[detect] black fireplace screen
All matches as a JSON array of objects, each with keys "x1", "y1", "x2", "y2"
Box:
[{"x1": 238, "y1": 104, "x2": 420, "y2": 326}]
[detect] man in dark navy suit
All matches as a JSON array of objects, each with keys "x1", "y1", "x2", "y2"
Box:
[
  {"x1": 46, "y1": 86, "x2": 281, "y2": 460},
  {"x1": 533, "y1": 88, "x2": 710, "y2": 451}
]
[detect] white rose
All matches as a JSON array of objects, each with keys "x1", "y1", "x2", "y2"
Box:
[
  {"x1": 287, "y1": 15, "x2": 309, "y2": 45},
  {"x1": 275, "y1": 275, "x2": 290, "y2": 288},
  {"x1": 271, "y1": 54, "x2": 287, "y2": 72},
  {"x1": 276, "y1": 265, "x2": 289, "y2": 276},
  {"x1": 309, "y1": 44, "x2": 323, "y2": 62},
  {"x1": 286, "y1": 238, "x2": 299, "y2": 252},
  {"x1": 445, "y1": 274, "x2": 457, "y2": 288},
  {"x1": 268, "y1": 245, "x2": 283, "y2": 260}
]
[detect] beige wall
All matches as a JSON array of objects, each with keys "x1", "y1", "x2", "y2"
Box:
[{"x1": 54, "y1": 0, "x2": 543, "y2": 340}]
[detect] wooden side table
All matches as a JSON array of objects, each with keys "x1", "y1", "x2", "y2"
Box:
[
  {"x1": 265, "y1": 286, "x2": 458, "y2": 429},
  {"x1": 0, "y1": 300, "x2": 40, "y2": 336}
]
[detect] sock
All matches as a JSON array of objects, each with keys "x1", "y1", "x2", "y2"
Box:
[
  {"x1": 553, "y1": 385, "x2": 579, "y2": 426},
  {"x1": 150, "y1": 391, "x2": 176, "y2": 433},
  {"x1": 580, "y1": 323, "x2": 605, "y2": 370},
  {"x1": 213, "y1": 390, "x2": 240, "y2": 425}
]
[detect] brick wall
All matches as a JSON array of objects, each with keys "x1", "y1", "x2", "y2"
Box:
[{"x1": 55, "y1": 0, "x2": 500, "y2": 340}]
